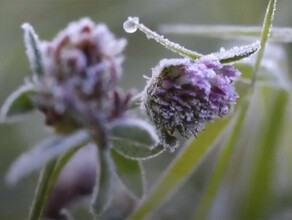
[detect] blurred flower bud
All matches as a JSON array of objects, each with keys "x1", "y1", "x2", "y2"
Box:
[
  {"x1": 143, "y1": 55, "x2": 240, "y2": 150},
  {"x1": 43, "y1": 144, "x2": 97, "y2": 219},
  {"x1": 28, "y1": 18, "x2": 133, "y2": 133}
]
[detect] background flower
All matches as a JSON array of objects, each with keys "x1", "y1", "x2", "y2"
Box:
[{"x1": 30, "y1": 18, "x2": 133, "y2": 132}]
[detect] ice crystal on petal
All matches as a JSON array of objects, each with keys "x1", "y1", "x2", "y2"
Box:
[{"x1": 143, "y1": 56, "x2": 240, "y2": 150}]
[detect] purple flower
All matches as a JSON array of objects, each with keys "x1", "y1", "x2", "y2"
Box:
[
  {"x1": 143, "y1": 55, "x2": 240, "y2": 149},
  {"x1": 31, "y1": 18, "x2": 133, "y2": 132}
]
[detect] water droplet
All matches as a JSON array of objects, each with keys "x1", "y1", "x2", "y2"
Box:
[{"x1": 123, "y1": 17, "x2": 139, "y2": 33}]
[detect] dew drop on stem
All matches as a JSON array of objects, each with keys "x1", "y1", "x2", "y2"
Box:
[{"x1": 123, "y1": 17, "x2": 139, "y2": 33}]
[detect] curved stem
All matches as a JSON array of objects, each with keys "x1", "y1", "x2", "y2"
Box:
[
  {"x1": 46, "y1": 145, "x2": 83, "y2": 199},
  {"x1": 28, "y1": 159, "x2": 57, "y2": 220},
  {"x1": 125, "y1": 17, "x2": 202, "y2": 60}
]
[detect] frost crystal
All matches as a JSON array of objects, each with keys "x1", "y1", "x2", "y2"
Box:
[
  {"x1": 143, "y1": 55, "x2": 240, "y2": 150},
  {"x1": 212, "y1": 41, "x2": 260, "y2": 63},
  {"x1": 29, "y1": 18, "x2": 132, "y2": 131}
]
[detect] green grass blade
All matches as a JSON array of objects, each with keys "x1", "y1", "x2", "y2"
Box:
[
  {"x1": 242, "y1": 89, "x2": 288, "y2": 219},
  {"x1": 193, "y1": 101, "x2": 249, "y2": 220},
  {"x1": 128, "y1": 117, "x2": 233, "y2": 220},
  {"x1": 251, "y1": 0, "x2": 277, "y2": 88}
]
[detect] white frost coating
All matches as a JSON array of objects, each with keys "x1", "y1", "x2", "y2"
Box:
[
  {"x1": 123, "y1": 148, "x2": 165, "y2": 161},
  {"x1": 21, "y1": 23, "x2": 41, "y2": 74},
  {"x1": 212, "y1": 41, "x2": 261, "y2": 63},
  {"x1": 6, "y1": 130, "x2": 90, "y2": 185},
  {"x1": 152, "y1": 58, "x2": 189, "y2": 78},
  {"x1": 123, "y1": 17, "x2": 202, "y2": 59}
]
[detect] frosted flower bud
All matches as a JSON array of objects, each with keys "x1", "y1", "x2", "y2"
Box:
[
  {"x1": 29, "y1": 18, "x2": 131, "y2": 131},
  {"x1": 143, "y1": 55, "x2": 240, "y2": 150}
]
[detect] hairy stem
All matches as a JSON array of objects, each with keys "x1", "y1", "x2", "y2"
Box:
[
  {"x1": 46, "y1": 145, "x2": 83, "y2": 199},
  {"x1": 28, "y1": 159, "x2": 57, "y2": 220}
]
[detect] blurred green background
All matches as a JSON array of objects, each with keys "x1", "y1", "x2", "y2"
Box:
[{"x1": 1, "y1": 0, "x2": 292, "y2": 219}]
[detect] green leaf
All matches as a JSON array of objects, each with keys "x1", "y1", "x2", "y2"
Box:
[
  {"x1": 194, "y1": 101, "x2": 249, "y2": 219},
  {"x1": 110, "y1": 119, "x2": 165, "y2": 160},
  {"x1": 212, "y1": 41, "x2": 260, "y2": 64},
  {"x1": 242, "y1": 89, "x2": 288, "y2": 219},
  {"x1": 0, "y1": 83, "x2": 36, "y2": 122},
  {"x1": 251, "y1": 0, "x2": 277, "y2": 88},
  {"x1": 159, "y1": 25, "x2": 292, "y2": 43},
  {"x1": 6, "y1": 130, "x2": 90, "y2": 185},
  {"x1": 22, "y1": 23, "x2": 44, "y2": 75},
  {"x1": 91, "y1": 148, "x2": 113, "y2": 217},
  {"x1": 128, "y1": 116, "x2": 234, "y2": 220},
  {"x1": 124, "y1": 17, "x2": 202, "y2": 60},
  {"x1": 111, "y1": 149, "x2": 144, "y2": 198}
]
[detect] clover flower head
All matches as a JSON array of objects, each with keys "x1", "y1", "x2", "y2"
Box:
[
  {"x1": 143, "y1": 55, "x2": 240, "y2": 150},
  {"x1": 28, "y1": 18, "x2": 131, "y2": 130}
]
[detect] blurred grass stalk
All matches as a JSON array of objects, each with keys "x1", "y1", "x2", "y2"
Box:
[{"x1": 241, "y1": 88, "x2": 288, "y2": 219}]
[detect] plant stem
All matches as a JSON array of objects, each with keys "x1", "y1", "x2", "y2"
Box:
[
  {"x1": 125, "y1": 17, "x2": 202, "y2": 60},
  {"x1": 46, "y1": 146, "x2": 83, "y2": 198},
  {"x1": 28, "y1": 159, "x2": 57, "y2": 220}
]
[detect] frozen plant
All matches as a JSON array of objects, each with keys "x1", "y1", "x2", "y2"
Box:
[
  {"x1": 1, "y1": 18, "x2": 162, "y2": 220},
  {"x1": 124, "y1": 17, "x2": 259, "y2": 151},
  {"x1": 2, "y1": 1, "x2": 285, "y2": 219}
]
